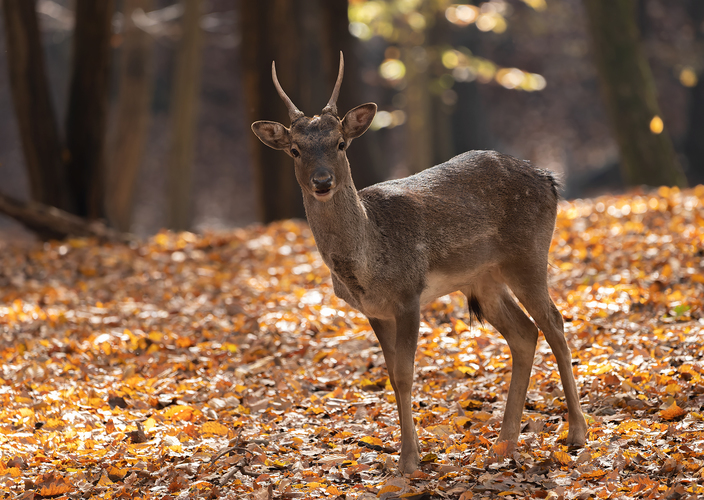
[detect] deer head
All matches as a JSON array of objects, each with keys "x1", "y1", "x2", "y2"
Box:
[{"x1": 251, "y1": 52, "x2": 377, "y2": 202}]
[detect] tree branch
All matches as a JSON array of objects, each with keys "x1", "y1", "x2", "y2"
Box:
[{"x1": 0, "y1": 191, "x2": 133, "y2": 242}]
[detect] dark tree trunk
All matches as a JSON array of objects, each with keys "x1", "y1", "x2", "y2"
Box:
[
  {"x1": 106, "y1": 0, "x2": 155, "y2": 232},
  {"x1": 241, "y1": 0, "x2": 308, "y2": 222},
  {"x1": 428, "y1": 10, "x2": 454, "y2": 166},
  {"x1": 65, "y1": 0, "x2": 115, "y2": 219},
  {"x1": 404, "y1": 3, "x2": 453, "y2": 173},
  {"x1": 320, "y1": 0, "x2": 387, "y2": 188},
  {"x1": 583, "y1": 0, "x2": 686, "y2": 188},
  {"x1": 684, "y1": 0, "x2": 704, "y2": 185},
  {"x1": 166, "y1": 0, "x2": 202, "y2": 231},
  {"x1": 243, "y1": 0, "x2": 386, "y2": 223},
  {"x1": 243, "y1": 0, "x2": 376, "y2": 222},
  {"x1": 2, "y1": 0, "x2": 67, "y2": 210},
  {"x1": 449, "y1": 23, "x2": 492, "y2": 154}
]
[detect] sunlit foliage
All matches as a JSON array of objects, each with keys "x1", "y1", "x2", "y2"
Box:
[{"x1": 348, "y1": 0, "x2": 547, "y2": 129}]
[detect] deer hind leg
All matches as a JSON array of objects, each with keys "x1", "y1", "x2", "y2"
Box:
[
  {"x1": 504, "y1": 266, "x2": 588, "y2": 447},
  {"x1": 462, "y1": 277, "x2": 539, "y2": 444}
]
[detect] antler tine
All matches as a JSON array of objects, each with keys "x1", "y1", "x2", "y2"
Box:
[
  {"x1": 322, "y1": 51, "x2": 344, "y2": 116},
  {"x1": 272, "y1": 61, "x2": 304, "y2": 122}
]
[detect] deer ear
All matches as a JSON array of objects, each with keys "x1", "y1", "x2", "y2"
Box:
[
  {"x1": 251, "y1": 121, "x2": 291, "y2": 150},
  {"x1": 342, "y1": 103, "x2": 377, "y2": 139}
]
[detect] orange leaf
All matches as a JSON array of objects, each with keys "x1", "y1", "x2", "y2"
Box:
[
  {"x1": 580, "y1": 469, "x2": 608, "y2": 481},
  {"x1": 105, "y1": 419, "x2": 116, "y2": 434},
  {"x1": 97, "y1": 471, "x2": 114, "y2": 486},
  {"x1": 616, "y1": 420, "x2": 640, "y2": 434},
  {"x1": 326, "y1": 485, "x2": 341, "y2": 496},
  {"x1": 551, "y1": 450, "x2": 572, "y2": 465},
  {"x1": 359, "y1": 435, "x2": 383, "y2": 447},
  {"x1": 201, "y1": 421, "x2": 229, "y2": 436},
  {"x1": 379, "y1": 485, "x2": 402, "y2": 495},
  {"x1": 39, "y1": 481, "x2": 72, "y2": 496},
  {"x1": 107, "y1": 466, "x2": 127, "y2": 481},
  {"x1": 36, "y1": 472, "x2": 72, "y2": 496},
  {"x1": 660, "y1": 402, "x2": 686, "y2": 421},
  {"x1": 163, "y1": 404, "x2": 193, "y2": 421}
]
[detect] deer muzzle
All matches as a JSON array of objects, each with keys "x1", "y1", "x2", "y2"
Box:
[{"x1": 311, "y1": 170, "x2": 335, "y2": 200}]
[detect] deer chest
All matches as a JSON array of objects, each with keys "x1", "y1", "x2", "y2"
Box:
[{"x1": 329, "y1": 256, "x2": 365, "y2": 298}]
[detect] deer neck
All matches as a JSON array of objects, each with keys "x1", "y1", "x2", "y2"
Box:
[{"x1": 303, "y1": 180, "x2": 373, "y2": 257}]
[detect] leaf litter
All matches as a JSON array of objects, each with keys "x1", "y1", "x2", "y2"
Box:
[{"x1": 0, "y1": 185, "x2": 704, "y2": 499}]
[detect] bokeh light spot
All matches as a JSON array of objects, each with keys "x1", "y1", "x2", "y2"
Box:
[
  {"x1": 679, "y1": 67, "x2": 698, "y2": 88},
  {"x1": 521, "y1": 0, "x2": 547, "y2": 11},
  {"x1": 349, "y1": 22, "x2": 372, "y2": 40},
  {"x1": 476, "y1": 13, "x2": 497, "y2": 32},
  {"x1": 650, "y1": 115, "x2": 664, "y2": 134},
  {"x1": 379, "y1": 59, "x2": 406, "y2": 81},
  {"x1": 441, "y1": 50, "x2": 460, "y2": 69}
]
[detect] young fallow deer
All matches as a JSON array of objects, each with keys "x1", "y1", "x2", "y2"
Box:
[{"x1": 251, "y1": 53, "x2": 587, "y2": 473}]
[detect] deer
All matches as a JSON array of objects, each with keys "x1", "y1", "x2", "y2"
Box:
[{"x1": 251, "y1": 52, "x2": 587, "y2": 474}]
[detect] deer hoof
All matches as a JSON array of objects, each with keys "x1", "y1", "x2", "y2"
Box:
[
  {"x1": 398, "y1": 455, "x2": 419, "y2": 474},
  {"x1": 566, "y1": 429, "x2": 587, "y2": 448},
  {"x1": 565, "y1": 415, "x2": 588, "y2": 447}
]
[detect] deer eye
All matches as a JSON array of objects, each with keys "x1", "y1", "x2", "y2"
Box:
[
  {"x1": 338, "y1": 142, "x2": 345, "y2": 151},
  {"x1": 291, "y1": 148, "x2": 300, "y2": 157}
]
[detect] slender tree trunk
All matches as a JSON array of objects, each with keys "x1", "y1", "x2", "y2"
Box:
[
  {"x1": 65, "y1": 0, "x2": 115, "y2": 219},
  {"x1": 449, "y1": 23, "x2": 492, "y2": 154},
  {"x1": 428, "y1": 10, "x2": 454, "y2": 166},
  {"x1": 404, "y1": 50, "x2": 433, "y2": 174},
  {"x1": 320, "y1": 0, "x2": 386, "y2": 187},
  {"x1": 241, "y1": 0, "x2": 305, "y2": 222},
  {"x1": 166, "y1": 0, "x2": 202, "y2": 231},
  {"x1": 107, "y1": 0, "x2": 155, "y2": 231},
  {"x1": 684, "y1": 0, "x2": 704, "y2": 184},
  {"x1": 2, "y1": 0, "x2": 67, "y2": 210},
  {"x1": 583, "y1": 0, "x2": 686, "y2": 188}
]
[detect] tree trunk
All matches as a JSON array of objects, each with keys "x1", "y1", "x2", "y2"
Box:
[
  {"x1": 449, "y1": 23, "x2": 492, "y2": 154},
  {"x1": 241, "y1": 0, "x2": 306, "y2": 222},
  {"x1": 320, "y1": 0, "x2": 387, "y2": 188},
  {"x1": 166, "y1": 0, "x2": 203, "y2": 231},
  {"x1": 684, "y1": 0, "x2": 704, "y2": 185},
  {"x1": 583, "y1": 0, "x2": 686, "y2": 188},
  {"x1": 404, "y1": 48, "x2": 433, "y2": 174},
  {"x1": 2, "y1": 0, "x2": 67, "y2": 210},
  {"x1": 65, "y1": 0, "x2": 115, "y2": 219},
  {"x1": 106, "y1": 0, "x2": 155, "y2": 232}
]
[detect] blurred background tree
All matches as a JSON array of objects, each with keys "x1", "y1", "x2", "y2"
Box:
[
  {"x1": 584, "y1": 0, "x2": 686, "y2": 188},
  {"x1": 106, "y1": 0, "x2": 155, "y2": 232},
  {"x1": 0, "y1": 0, "x2": 701, "y2": 238}
]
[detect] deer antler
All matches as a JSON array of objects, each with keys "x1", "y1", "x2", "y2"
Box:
[
  {"x1": 272, "y1": 61, "x2": 304, "y2": 122},
  {"x1": 322, "y1": 51, "x2": 344, "y2": 116}
]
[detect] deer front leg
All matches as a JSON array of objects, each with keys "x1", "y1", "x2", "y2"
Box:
[
  {"x1": 391, "y1": 301, "x2": 421, "y2": 473},
  {"x1": 369, "y1": 317, "x2": 398, "y2": 394}
]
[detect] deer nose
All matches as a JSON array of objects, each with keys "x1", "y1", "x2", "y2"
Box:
[{"x1": 312, "y1": 171, "x2": 333, "y2": 191}]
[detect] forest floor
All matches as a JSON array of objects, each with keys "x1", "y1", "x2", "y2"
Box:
[{"x1": 1, "y1": 186, "x2": 704, "y2": 500}]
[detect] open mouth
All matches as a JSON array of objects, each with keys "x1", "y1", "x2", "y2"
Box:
[{"x1": 314, "y1": 188, "x2": 333, "y2": 200}]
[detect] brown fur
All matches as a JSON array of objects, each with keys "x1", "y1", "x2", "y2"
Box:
[{"x1": 251, "y1": 55, "x2": 587, "y2": 473}]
